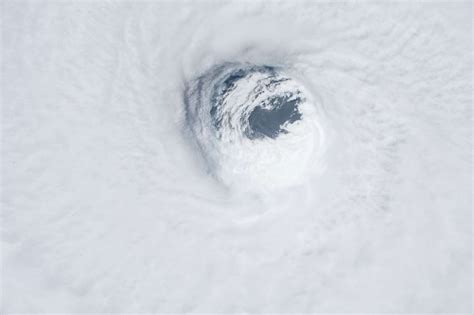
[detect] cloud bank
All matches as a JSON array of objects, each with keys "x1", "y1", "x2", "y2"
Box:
[{"x1": 2, "y1": 1, "x2": 472, "y2": 312}]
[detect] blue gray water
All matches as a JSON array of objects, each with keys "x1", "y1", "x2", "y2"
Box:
[{"x1": 205, "y1": 64, "x2": 303, "y2": 140}]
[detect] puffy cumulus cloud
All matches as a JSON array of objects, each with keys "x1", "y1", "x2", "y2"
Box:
[{"x1": 1, "y1": 1, "x2": 471, "y2": 313}]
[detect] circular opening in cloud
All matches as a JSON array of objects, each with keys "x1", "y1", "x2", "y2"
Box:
[{"x1": 185, "y1": 63, "x2": 325, "y2": 192}]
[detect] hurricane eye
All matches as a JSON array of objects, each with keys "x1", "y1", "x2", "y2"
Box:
[{"x1": 185, "y1": 63, "x2": 325, "y2": 192}]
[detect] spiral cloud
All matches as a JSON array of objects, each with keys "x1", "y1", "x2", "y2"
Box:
[{"x1": 2, "y1": 1, "x2": 471, "y2": 313}]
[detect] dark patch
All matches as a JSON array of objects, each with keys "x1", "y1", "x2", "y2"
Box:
[{"x1": 246, "y1": 95, "x2": 302, "y2": 139}]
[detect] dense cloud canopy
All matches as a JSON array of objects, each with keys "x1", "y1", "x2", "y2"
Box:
[{"x1": 2, "y1": 1, "x2": 472, "y2": 313}]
